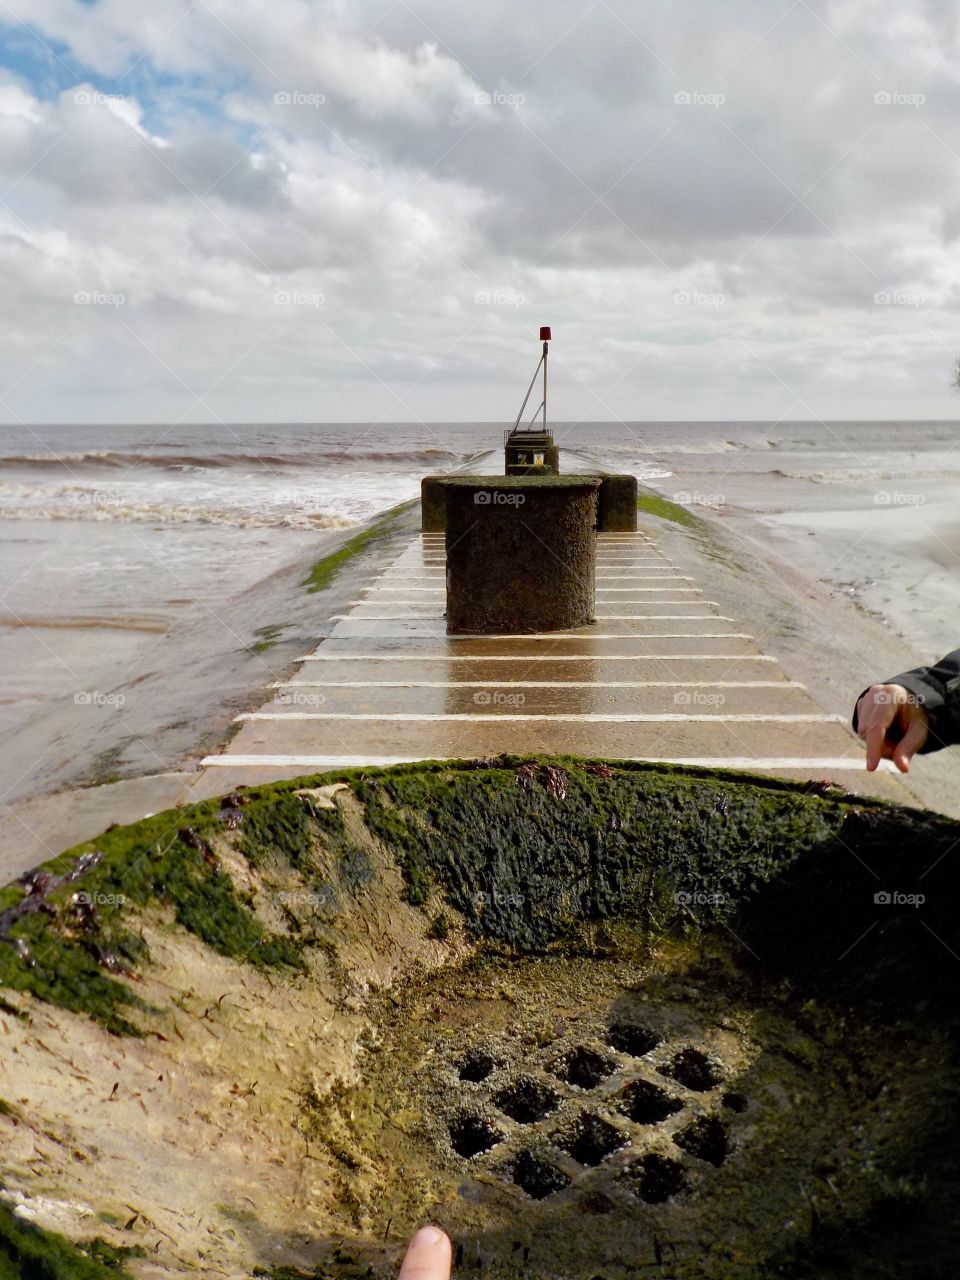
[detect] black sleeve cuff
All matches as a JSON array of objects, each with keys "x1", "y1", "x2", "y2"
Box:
[{"x1": 851, "y1": 651, "x2": 960, "y2": 754}]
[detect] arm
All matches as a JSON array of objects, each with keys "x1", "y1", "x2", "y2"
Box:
[{"x1": 852, "y1": 648, "x2": 960, "y2": 770}]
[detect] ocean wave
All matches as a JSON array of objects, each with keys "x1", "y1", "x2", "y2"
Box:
[
  {"x1": 0, "y1": 502, "x2": 359, "y2": 530},
  {"x1": 0, "y1": 446, "x2": 463, "y2": 471},
  {"x1": 772, "y1": 467, "x2": 959, "y2": 483}
]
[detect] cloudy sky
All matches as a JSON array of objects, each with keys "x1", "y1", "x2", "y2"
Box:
[{"x1": 0, "y1": 0, "x2": 959, "y2": 423}]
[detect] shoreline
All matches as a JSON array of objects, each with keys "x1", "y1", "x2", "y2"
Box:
[{"x1": 4, "y1": 479, "x2": 960, "y2": 887}]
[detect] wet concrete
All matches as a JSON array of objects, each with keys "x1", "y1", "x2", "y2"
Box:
[{"x1": 201, "y1": 527, "x2": 915, "y2": 804}]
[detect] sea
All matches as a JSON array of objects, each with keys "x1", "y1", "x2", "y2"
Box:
[{"x1": 2, "y1": 418, "x2": 959, "y2": 773}]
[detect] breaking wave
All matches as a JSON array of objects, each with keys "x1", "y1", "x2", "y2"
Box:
[{"x1": 0, "y1": 447, "x2": 463, "y2": 471}]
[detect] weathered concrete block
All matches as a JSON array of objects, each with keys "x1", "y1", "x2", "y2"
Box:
[
  {"x1": 421, "y1": 476, "x2": 448, "y2": 532},
  {"x1": 444, "y1": 475, "x2": 600, "y2": 634},
  {"x1": 598, "y1": 474, "x2": 638, "y2": 531},
  {"x1": 504, "y1": 430, "x2": 560, "y2": 476}
]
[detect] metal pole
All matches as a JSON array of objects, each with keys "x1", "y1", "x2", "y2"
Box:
[{"x1": 542, "y1": 340, "x2": 548, "y2": 430}]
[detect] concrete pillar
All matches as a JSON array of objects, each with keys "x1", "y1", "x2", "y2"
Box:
[
  {"x1": 597, "y1": 474, "x2": 638, "y2": 531},
  {"x1": 504, "y1": 431, "x2": 560, "y2": 476},
  {"x1": 444, "y1": 476, "x2": 600, "y2": 634},
  {"x1": 421, "y1": 476, "x2": 448, "y2": 532}
]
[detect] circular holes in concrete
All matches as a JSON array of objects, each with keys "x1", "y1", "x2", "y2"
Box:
[
  {"x1": 458, "y1": 1048, "x2": 498, "y2": 1083},
  {"x1": 622, "y1": 1153, "x2": 689, "y2": 1204},
  {"x1": 607, "y1": 1022, "x2": 661, "y2": 1057},
  {"x1": 616, "y1": 1078, "x2": 684, "y2": 1125},
  {"x1": 448, "y1": 1112, "x2": 504, "y2": 1159},
  {"x1": 674, "y1": 1115, "x2": 729, "y2": 1167},
  {"x1": 553, "y1": 1113, "x2": 628, "y2": 1167},
  {"x1": 662, "y1": 1047, "x2": 723, "y2": 1092},
  {"x1": 509, "y1": 1148, "x2": 571, "y2": 1200},
  {"x1": 493, "y1": 1076, "x2": 561, "y2": 1125},
  {"x1": 553, "y1": 1046, "x2": 618, "y2": 1090}
]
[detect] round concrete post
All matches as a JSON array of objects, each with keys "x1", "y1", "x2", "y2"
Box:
[
  {"x1": 421, "y1": 476, "x2": 448, "y2": 532},
  {"x1": 597, "y1": 474, "x2": 638, "y2": 531},
  {"x1": 444, "y1": 476, "x2": 600, "y2": 634}
]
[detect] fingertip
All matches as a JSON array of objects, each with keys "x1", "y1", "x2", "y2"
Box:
[{"x1": 410, "y1": 1226, "x2": 448, "y2": 1248}]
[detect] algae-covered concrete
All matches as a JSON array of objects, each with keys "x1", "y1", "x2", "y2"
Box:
[
  {"x1": 2, "y1": 759, "x2": 960, "y2": 1278},
  {"x1": 445, "y1": 475, "x2": 600, "y2": 634}
]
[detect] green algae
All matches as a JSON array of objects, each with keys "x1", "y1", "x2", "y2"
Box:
[
  {"x1": 0, "y1": 1202, "x2": 141, "y2": 1279},
  {"x1": 637, "y1": 490, "x2": 704, "y2": 530},
  {"x1": 0, "y1": 806, "x2": 303, "y2": 1034},
  {"x1": 250, "y1": 623, "x2": 289, "y2": 654},
  {"x1": 303, "y1": 500, "x2": 416, "y2": 594},
  {"x1": 1, "y1": 754, "x2": 957, "y2": 1030}
]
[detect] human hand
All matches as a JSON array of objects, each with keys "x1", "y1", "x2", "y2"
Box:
[
  {"x1": 855, "y1": 683, "x2": 929, "y2": 772},
  {"x1": 398, "y1": 1225, "x2": 452, "y2": 1280}
]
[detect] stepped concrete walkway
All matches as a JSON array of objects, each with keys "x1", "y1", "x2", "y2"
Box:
[{"x1": 200, "y1": 526, "x2": 911, "y2": 802}]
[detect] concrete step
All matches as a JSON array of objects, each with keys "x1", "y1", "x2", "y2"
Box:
[
  {"x1": 311, "y1": 634, "x2": 763, "y2": 657},
  {"x1": 222, "y1": 713, "x2": 861, "y2": 762},
  {"x1": 268, "y1": 681, "x2": 816, "y2": 716},
  {"x1": 289, "y1": 656, "x2": 786, "y2": 682}
]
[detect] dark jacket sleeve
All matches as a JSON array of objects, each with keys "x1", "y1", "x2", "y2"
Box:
[{"x1": 851, "y1": 648, "x2": 960, "y2": 753}]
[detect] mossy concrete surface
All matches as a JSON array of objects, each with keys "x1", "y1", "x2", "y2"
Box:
[
  {"x1": 1, "y1": 757, "x2": 959, "y2": 1277},
  {"x1": 445, "y1": 479, "x2": 599, "y2": 633}
]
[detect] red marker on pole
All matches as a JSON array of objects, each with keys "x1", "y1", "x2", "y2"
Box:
[{"x1": 539, "y1": 326, "x2": 551, "y2": 429}]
